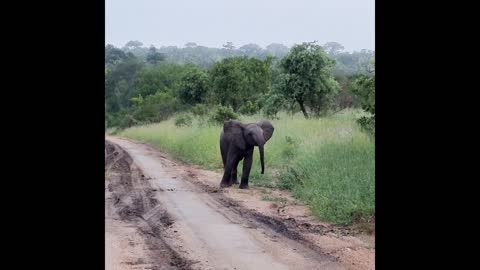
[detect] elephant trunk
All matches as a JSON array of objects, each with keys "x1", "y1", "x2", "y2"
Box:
[{"x1": 259, "y1": 144, "x2": 265, "y2": 174}]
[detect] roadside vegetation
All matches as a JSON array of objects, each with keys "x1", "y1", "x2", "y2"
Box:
[{"x1": 107, "y1": 40, "x2": 375, "y2": 225}]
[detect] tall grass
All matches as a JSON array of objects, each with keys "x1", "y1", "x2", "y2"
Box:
[{"x1": 119, "y1": 109, "x2": 374, "y2": 224}]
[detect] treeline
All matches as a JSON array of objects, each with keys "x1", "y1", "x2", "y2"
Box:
[
  {"x1": 112, "y1": 40, "x2": 374, "y2": 75},
  {"x1": 105, "y1": 41, "x2": 375, "y2": 134}
]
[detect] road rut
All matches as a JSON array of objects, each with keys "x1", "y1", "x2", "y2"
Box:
[{"x1": 106, "y1": 136, "x2": 346, "y2": 270}]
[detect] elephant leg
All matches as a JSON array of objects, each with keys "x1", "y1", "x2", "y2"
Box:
[
  {"x1": 231, "y1": 157, "x2": 242, "y2": 184},
  {"x1": 239, "y1": 149, "x2": 254, "y2": 189},
  {"x1": 220, "y1": 140, "x2": 228, "y2": 168},
  {"x1": 220, "y1": 152, "x2": 239, "y2": 188}
]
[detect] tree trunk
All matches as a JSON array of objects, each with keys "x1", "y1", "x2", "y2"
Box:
[{"x1": 298, "y1": 100, "x2": 309, "y2": 119}]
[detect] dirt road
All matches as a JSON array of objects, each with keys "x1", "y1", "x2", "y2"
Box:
[{"x1": 106, "y1": 136, "x2": 374, "y2": 270}]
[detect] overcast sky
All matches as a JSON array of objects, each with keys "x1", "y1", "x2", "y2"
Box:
[{"x1": 106, "y1": 0, "x2": 374, "y2": 52}]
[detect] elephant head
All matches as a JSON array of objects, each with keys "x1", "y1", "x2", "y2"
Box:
[{"x1": 223, "y1": 119, "x2": 274, "y2": 174}]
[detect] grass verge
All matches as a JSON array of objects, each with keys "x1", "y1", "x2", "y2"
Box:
[{"x1": 118, "y1": 109, "x2": 374, "y2": 224}]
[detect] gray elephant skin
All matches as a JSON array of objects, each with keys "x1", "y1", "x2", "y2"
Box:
[{"x1": 219, "y1": 119, "x2": 274, "y2": 189}]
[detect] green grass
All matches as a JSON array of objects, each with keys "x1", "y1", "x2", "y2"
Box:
[{"x1": 119, "y1": 109, "x2": 374, "y2": 224}]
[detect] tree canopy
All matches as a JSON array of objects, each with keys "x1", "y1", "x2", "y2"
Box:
[{"x1": 105, "y1": 41, "x2": 374, "y2": 132}]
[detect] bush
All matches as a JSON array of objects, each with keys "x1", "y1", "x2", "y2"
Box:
[
  {"x1": 262, "y1": 93, "x2": 285, "y2": 119},
  {"x1": 174, "y1": 114, "x2": 193, "y2": 127},
  {"x1": 191, "y1": 103, "x2": 209, "y2": 117},
  {"x1": 178, "y1": 68, "x2": 209, "y2": 105},
  {"x1": 208, "y1": 105, "x2": 239, "y2": 125},
  {"x1": 351, "y1": 60, "x2": 375, "y2": 137},
  {"x1": 357, "y1": 115, "x2": 375, "y2": 137},
  {"x1": 131, "y1": 91, "x2": 180, "y2": 124},
  {"x1": 238, "y1": 100, "x2": 260, "y2": 115}
]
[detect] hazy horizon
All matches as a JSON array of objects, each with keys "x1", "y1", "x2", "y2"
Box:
[{"x1": 106, "y1": 0, "x2": 375, "y2": 52}]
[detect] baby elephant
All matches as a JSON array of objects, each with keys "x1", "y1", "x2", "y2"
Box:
[{"x1": 219, "y1": 119, "x2": 274, "y2": 189}]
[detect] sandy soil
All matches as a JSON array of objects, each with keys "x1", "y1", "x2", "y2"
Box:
[
  {"x1": 105, "y1": 136, "x2": 375, "y2": 270},
  {"x1": 105, "y1": 141, "x2": 190, "y2": 269}
]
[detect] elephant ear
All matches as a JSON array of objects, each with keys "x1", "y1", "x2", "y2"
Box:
[
  {"x1": 223, "y1": 119, "x2": 244, "y2": 135},
  {"x1": 257, "y1": 120, "x2": 274, "y2": 142}
]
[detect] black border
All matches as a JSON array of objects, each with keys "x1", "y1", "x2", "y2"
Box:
[
  {"x1": 5, "y1": 0, "x2": 468, "y2": 268},
  {"x1": 4, "y1": 1, "x2": 105, "y2": 268}
]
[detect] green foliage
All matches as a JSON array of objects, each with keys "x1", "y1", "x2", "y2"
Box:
[
  {"x1": 351, "y1": 60, "x2": 375, "y2": 136},
  {"x1": 146, "y1": 46, "x2": 165, "y2": 66},
  {"x1": 238, "y1": 100, "x2": 260, "y2": 115},
  {"x1": 106, "y1": 61, "x2": 194, "y2": 128},
  {"x1": 261, "y1": 93, "x2": 285, "y2": 119},
  {"x1": 105, "y1": 57, "x2": 144, "y2": 114},
  {"x1": 333, "y1": 75, "x2": 360, "y2": 110},
  {"x1": 209, "y1": 57, "x2": 248, "y2": 111},
  {"x1": 357, "y1": 116, "x2": 375, "y2": 137},
  {"x1": 132, "y1": 63, "x2": 190, "y2": 98},
  {"x1": 105, "y1": 44, "x2": 129, "y2": 66},
  {"x1": 105, "y1": 43, "x2": 374, "y2": 134},
  {"x1": 191, "y1": 103, "x2": 209, "y2": 117},
  {"x1": 208, "y1": 105, "x2": 240, "y2": 125},
  {"x1": 278, "y1": 42, "x2": 340, "y2": 118},
  {"x1": 332, "y1": 49, "x2": 375, "y2": 76},
  {"x1": 178, "y1": 67, "x2": 210, "y2": 105},
  {"x1": 209, "y1": 57, "x2": 271, "y2": 112},
  {"x1": 174, "y1": 114, "x2": 193, "y2": 127},
  {"x1": 108, "y1": 42, "x2": 373, "y2": 74},
  {"x1": 322, "y1": 41, "x2": 345, "y2": 55},
  {"x1": 131, "y1": 92, "x2": 181, "y2": 123}
]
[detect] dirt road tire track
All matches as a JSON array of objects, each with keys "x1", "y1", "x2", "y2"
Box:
[
  {"x1": 106, "y1": 137, "x2": 367, "y2": 270},
  {"x1": 105, "y1": 140, "x2": 192, "y2": 269}
]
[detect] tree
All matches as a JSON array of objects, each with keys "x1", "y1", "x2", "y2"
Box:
[
  {"x1": 105, "y1": 56, "x2": 144, "y2": 113},
  {"x1": 178, "y1": 67, "x2": 210, "y2": 105},
  {"x1": 351, "y1": 59, "x2": 375, "y2": 136},
  {"x1": 146, "y1": 46, "x2": 165, "y2": 65},
  {"x1": 132, "y1": 63, "x2": 192, "y2": 99},
  {"x1": 222, "y1": 42, "x2": 235, "y2": 50},
  {"x1": 323, "y1": 41, "x2": 345, "y2": 55},
  {"x1": 131, "y1": 91, "x2": 180, "y2": 124},
  {"x1": 238, "y1": 43, "x2": 264, "y2": 58},
  {"x1": 123, "y1": 40, "x2": 143, "y2": 50},
  {"x1": 266, "y1": 43, "x2": 289, "y2": 58},
  {"x1": 210, "y1": 57, "x2": 272, "y2": 112},
  {"x1": 185, "y1": 42, "x2": 198, "y2": 48},
  {"x1": 209, "y1": 58, "x2": 245, "y2": 111},
  {"x1": 105, "y1": 44, "x2": 129, "y2": 66},
  {"x1": 278, "y1": 42, "x2": 339, "y2": 118}
]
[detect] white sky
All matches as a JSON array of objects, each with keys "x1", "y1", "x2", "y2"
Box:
[{"x1": 106, "y1": 0, "x2": 375, "y2": 52}]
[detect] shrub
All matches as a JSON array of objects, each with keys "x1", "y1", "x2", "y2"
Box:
[
  {"x1": 131, "y1": 91, "x2": 180, "y2": 124},
  {"x1": 262, "y1": 93, "x2": 285, "y2": 119},
  {"x1": 357, "y1": 115, "x2": 375, "y2": 137},
  {"x1": 208, "y1": 105, "x2": 240, "y2": 125},
  {"x1": 191, "y1": 103, "x2": 209, "y2": 117},
  {"x1": 351, "y1": 60, "x2": 375, "y2": 137},
  {"x1": 174, "y1": 114, "x2": 193, "y2": 127},
  {"x1": 238, "y1": 100, "x2": 260, "y2": 115}
]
